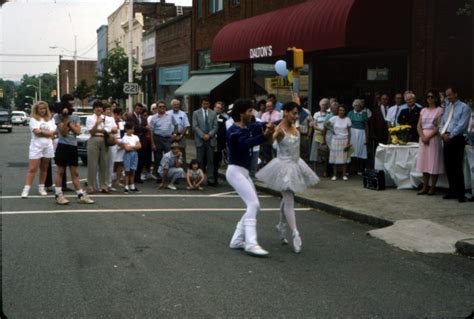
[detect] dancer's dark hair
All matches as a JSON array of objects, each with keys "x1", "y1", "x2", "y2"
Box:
[{"x1": 231, "y1": 98, "x2": 253, "y2": 122}]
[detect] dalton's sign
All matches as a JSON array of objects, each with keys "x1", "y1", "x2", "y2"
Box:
[{"x1": 249, "y1": 45, "x2": 273, "y2": 59}]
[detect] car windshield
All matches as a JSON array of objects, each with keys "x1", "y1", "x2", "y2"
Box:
[
  {"x1": 0, "y1": 111, "x2": 9, "y2": 116},
  {"x1": 12, "y1": 112, "x2": 23, "y2": 115}
]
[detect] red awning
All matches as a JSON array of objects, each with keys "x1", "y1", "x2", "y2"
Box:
[{"x1": 211, "y1": 0, "x2": 409, "y2": 62}]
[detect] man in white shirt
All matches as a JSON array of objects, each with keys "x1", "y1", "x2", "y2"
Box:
[
  {"x1": 167, "y1": 99, "x2": 190, "y2": 165},
  {"x1": 386, "y1": 92, "x2": 404, "y2": 127}
]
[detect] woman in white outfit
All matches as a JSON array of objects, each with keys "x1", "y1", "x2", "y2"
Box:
[
  {"x1": 21, "y1": 101, "x2": 57, "y2": 197},
  {"x1": 256, "y1": 101, "x2": 320, "y2": 253},
  {"x1": 226, "y1": 99, "x2": 274, "y2": 257}
]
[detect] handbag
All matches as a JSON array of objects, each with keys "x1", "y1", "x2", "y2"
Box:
[
  {"x1": 363, "y1": 169, "x2": 385, "y2": 190},
  {"x1": 104, "y1": 131, "x2": 117, "y2": 147}
]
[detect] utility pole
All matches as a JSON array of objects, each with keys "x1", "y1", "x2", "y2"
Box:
[
  {"x1": 38, "y1": 77, "x2": 42, "y2": 101},
  {"x1": 56, "y1": 55, "x2": 61, "y2": 102},
  {"x1": 127, "y1": 0, "x2": 133, "y2": 112},
  {"x1": 74, "y1": 35, "x2": 78, "y2": 89}
]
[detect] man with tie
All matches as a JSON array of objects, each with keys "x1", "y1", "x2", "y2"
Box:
[
  {"x1": 386, "y1": 92, "x2": 404, "y2": 127},
  {"x1": 192, "y1": 97, "x2": 218, "y2": 186},
  {"x1": 439, "y1": 86, "x2": 471, "y2": 202},
  {"x1": 397, "y1": 92, "x2": 422, "y2": 142}
]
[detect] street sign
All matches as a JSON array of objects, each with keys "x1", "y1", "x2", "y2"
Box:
[{"x1": 123, "y1": 82, "x2": 140, "y2": 95}]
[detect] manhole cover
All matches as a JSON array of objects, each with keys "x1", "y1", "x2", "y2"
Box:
[{"x1": 8, "y1": 162, "x2": 29, "y2": 167}]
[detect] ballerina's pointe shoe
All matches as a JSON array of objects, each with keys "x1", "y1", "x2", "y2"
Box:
[{"x1": 292, "y1": 230, "x2": 302, "y2": 254}]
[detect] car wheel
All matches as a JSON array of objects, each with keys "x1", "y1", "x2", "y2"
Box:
[{"x1": 80, "y1": 156, "x2": 88, "y2": 166}]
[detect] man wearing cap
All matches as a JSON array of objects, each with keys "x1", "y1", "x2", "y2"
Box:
[
  {"x1": 158, "y1": 142, "x2": 185, "y2": 190},
  {"x1": 167, "y1": 99, "x2": 190, "y2": 166}
]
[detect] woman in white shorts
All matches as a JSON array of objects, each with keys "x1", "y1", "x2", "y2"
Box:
[{"x1": 21, "y1": 101, "x2": 57, "y2": 197}]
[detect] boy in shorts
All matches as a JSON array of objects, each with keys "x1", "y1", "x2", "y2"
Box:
[{"x1": 121, "y1": 122, "x2": 142, "y2": 193}]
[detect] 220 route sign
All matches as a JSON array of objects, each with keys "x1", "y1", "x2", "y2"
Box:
[{"x1": 123, "y1": 82, "x2": 140, "y2": 95}]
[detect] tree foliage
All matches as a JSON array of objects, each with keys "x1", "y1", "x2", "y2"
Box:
[
  {"x1": 13, "y1": 73, "x2": 57, "y2": 111},
  {"x1": 95, "y1": 43, "x2": 141, "y2": 103},
  {"x1": 73, "y1": 79, "x2": 93, "y2": 101}
]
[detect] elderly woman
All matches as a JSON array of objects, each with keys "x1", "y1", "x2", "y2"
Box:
[
  {"x1": 326, "y1": 105, "x2": 352, "y2": 180},
  {"x1": 348, "y1": 99, "x2": 369, "y2": 175},
  {"x1": 309, "y1": 98, "x2": 329, "y2": 165}
]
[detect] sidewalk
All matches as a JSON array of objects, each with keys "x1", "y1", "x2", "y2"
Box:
[{"x1": 185, "y1": 141, "x2": 474, "y2": 258}]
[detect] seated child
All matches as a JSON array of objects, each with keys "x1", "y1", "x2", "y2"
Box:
[{"x1": 186, "y1": 159, "x2": 205, "y2": 190}]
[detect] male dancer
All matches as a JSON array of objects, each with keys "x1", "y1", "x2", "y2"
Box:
[{"x1": 226, "y1": 98, "x2": 274, "y2": 257}]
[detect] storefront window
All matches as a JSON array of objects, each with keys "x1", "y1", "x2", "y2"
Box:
[
  {"x1": 198, "y1": 49, "x2": 231, "y2": 70},
  {"x1": 252, "y1": 63, "x2": 309, "y2": 101},
  {"x1": 231, "y1": 0, "x2": 240, "y2": 6},
  {"x1": 208, "y1": 0, "x2": 223, "y2": 15},
  {"x1": 367, "y1": 68, "x2": 389, "y2": 81}
]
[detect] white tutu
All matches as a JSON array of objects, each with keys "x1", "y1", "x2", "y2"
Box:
[{"x1": 256, "y1": 132, "x2": 319, "y2": 193}]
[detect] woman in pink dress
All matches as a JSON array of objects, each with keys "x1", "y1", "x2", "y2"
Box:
[{"x1": 416, "y1": 90, "x2": 445, "y2": 195}]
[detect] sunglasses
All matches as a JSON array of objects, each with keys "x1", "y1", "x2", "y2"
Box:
[{"x1": 426, "y1": 95, "x2": 435, "y2": 98}]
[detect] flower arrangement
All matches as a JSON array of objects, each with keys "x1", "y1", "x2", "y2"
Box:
[{"x1": 388, "y1": 125, "x2": 411, "y2": 145}]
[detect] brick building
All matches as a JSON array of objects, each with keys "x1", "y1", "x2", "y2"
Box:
[
  {"x1": 139, "y1": 2, "x2": 192, "y2": 107},
  {"x1": 183, "y1": 0, "x2": 472, "y2": 112},
  {"x1": 58, "y1": 59, "x2": 96, "y2": 105}
]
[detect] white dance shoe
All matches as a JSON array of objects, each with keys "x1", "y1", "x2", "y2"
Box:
[
  {"x1": 292, "y1": 230, "x2": 302, "y2": 253},
  {"x1": 275, "y1": 222, "x2": 289, "y2": 245},
  {"x1": 243, "y1": 219, "x2": 269, "y2": 257},
  {"x1": 229, "y1": 221, "x2": 245, "y2": 249}
]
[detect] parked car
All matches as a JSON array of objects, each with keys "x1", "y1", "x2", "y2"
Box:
[
  {"x1": 77, "y1": 115, "x2": 90, "y2": 165},
  {"x1": 11, "y1": 111, "x2": 30, "y2": 126},
  {"x1": 0, "y1": 110, "x2": 13, "y2": 133}
]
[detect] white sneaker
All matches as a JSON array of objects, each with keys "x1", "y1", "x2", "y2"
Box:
[
  {"x1": 167, "y1": 184, "x2": 177, "y2": 190},
  {"x1": 331, "y1": 176, "x2": 337, "y2": 181},
  {"x1": 140, "y1": 173, "x2": 146, "y2": 181},
  {"x1": 343, "y1": 176, "x2": 348, "y2": 181},
  {"x1": 38, "y1": 187, "x2": 48, "y2": 196},
  {"x1": 149, "y1": 173, "x2": 157, "y2": 180},
  {"x1": 21, "y1": 189, "x2": 29, "y2": 198},
  {"x1": 77, "y1": 194, "x2": 94, "y2": 204},
  {"x1": 56, "y1": 193, "x2": 70, "y2": 205}
]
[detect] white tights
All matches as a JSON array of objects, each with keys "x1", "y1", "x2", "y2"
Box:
[
  {"x1": 280, "y1": 191, "x2": 297, "y2": 232},
  {"x1": 226, "y1": 165, "x2": 260, "y2": 221}
]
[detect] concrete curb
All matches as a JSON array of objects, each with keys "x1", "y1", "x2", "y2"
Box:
[{"x1": 219, "y1": 171, "x2": 474, "y2": 258}]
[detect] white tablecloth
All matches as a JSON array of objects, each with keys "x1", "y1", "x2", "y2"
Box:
[{"x1": 374, "y1": 143, "x2": 456, "y2": 190}]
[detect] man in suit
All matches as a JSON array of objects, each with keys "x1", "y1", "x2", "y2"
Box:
[
  {"x1": 192, "y1": 97, "x2": 218, "y2": 186},
  {"x1": 397, "y1": 92, "x2": 422, "y2": 142},
  {"x1": 369, "y1": 93, "x2": 390, "y2": 150},
  {"x1": 125, "y1": 103, "x2": 149, "y2": 184}
]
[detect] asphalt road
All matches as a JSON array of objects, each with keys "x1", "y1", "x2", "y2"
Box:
[{"x1": 1, "y1": 126, "x2": 473, "y2": 318}]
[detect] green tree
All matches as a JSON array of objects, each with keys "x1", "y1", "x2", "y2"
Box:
[
  {"x1": 14, "y1": 73, "x2": 57, "y2": 111},
  {"x1": 96, "y1": 43, "x2": 141, "y2": 103},
  {"x1": 73, "y1": 79, "x2": 93, "y2": 102}
]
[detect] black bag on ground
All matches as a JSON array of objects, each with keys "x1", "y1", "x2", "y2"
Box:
[{"x1": 363, "y1": 169, "x2": 385, "y2": 190}]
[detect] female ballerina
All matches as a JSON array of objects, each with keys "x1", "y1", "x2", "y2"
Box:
[
  {"x1": 227, "y1": 98, "x2": 275, "y2": 257},
  {"x1": 256, "y1": 101, "x2": 320, "y2": 253}
]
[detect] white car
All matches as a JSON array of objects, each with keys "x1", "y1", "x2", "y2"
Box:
[{"x1": 11, "y1": 111, "x2": 30, "y2": 126}]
